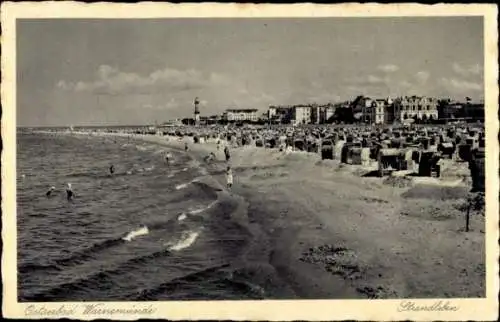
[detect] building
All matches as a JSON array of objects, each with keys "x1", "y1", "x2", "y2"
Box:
[
  {"x1": 310, "y1": 105, "x2": 321, "y2": 124},
  {"x1": 371, "y1": 99, "x2": 386, "y2": 124},
  {"x1": 437, "y1": 99, "x2": 463, "y2": 120},
  {"x1": 268, "y1": 106, "x2": 293, "y2": 124},
  {"x1": 267, "y1": 103, "x2": 337, "y2": 125},
  {"x1": 223, "y1": 108, "x2": 259, "y2": 122},
  {"x1": 160, "y1": 119, "x2": 183, "y2": 127},
  {"x1": 393, "y1": 96, "x2": 438, "y2": 122},
  {"x1": 369, "y1": 98, "x2": 394, "y2": 124},
  {"x1": 462, "y1": 102, "x2": 485, "y2": 120},
  {"x1": 314, "y1": 103, "x2": 336, "y2": 124},
  {"x1": 322, "y1": 105, "x2": 336, "y2": 123},
  {"x1": 350, "y1": 96, "x2": 374, "y2": 123},
  {"x1": 291, "y1": 105, "x2": 312, "y2": 125},
  {"x1": 199, "y1": 115, "x2": 221, "y2": 125}
]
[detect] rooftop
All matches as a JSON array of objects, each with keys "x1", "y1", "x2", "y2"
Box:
[{"x1": 226, "y1": 108, "x2": 259, "y2": 113}]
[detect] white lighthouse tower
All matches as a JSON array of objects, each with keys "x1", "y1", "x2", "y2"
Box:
[{"x1": 194, "y1": 97, "x2": 200, "y2": 126}]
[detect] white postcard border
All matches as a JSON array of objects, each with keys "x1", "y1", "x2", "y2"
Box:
[{"x1": 1, "y1": 2, "x2": 499, "y2": 321}]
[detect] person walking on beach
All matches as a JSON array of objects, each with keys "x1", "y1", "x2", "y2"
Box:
[
  {"x1": 66, "y1": 183, "x2": 74, "y2": 201},
  {"x1": 224, "y1": 146, "x2": 231, "y2": 162},
  {"x1": 226, "y1": 166, "x2": 233, "y2": 190}
]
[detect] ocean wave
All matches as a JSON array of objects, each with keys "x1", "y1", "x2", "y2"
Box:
[
  {"x1": 175, "y1": 182, "x2": 190, "y2": 190},
  {"x1": 122, "y1": 226, "x2": 149, "y2": 242},
  {"x1": 53, "y1": 238, "x2": 125, "y2": 267},
  {"x1": 133, "y1": 263, "x2": 231, "y2": 300},
  {"x1": 21, "y1": 249, "x2": 173, "y2": 301},
  {"x1": 188, "y1": 200, "x2": 218, "y2": 215},
  {"x1": 18, "y1": 262, "x2": 62, "y2": 275},
  {"x1": 165, "y1": 230, "x2": 201, "y2": 251}
]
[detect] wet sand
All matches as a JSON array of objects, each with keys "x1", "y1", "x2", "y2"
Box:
[{"x1": 92, "y1": 132, "x2": 486, "y2": 298}]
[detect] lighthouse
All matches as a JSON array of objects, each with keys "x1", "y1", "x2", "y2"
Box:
[{"x1": 194, "y1": 97, "x2": 200, "y2": 126}]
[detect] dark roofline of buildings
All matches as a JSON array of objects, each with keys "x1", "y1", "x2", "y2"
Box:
[{"x1": 226, "y1": 108, "x2": 259, "y2": 112}]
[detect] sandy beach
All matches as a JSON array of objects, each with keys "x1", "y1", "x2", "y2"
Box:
[{"x1": 87, "y1": 132, "x2": 485, "y2": 299}]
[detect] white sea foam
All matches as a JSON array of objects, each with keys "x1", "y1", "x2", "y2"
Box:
[
  {"x1": 122, "y1": 226, "x2": 149, "y2": 242},
  {"x1": 175, "y1": 182, "x2": 190, "y2": 190},
  {"x1": 178, "y1": 213, "x2": 187, "y2": 221},
  {"x1": 175, "y1": 177, "x2": 202, "y2": 190},
  {"x1": 166, "y1": 231, "x2": 200, "y2": 251},
  {"x1": 189, "y1": 200, "x2": 217, "y2": 215}
]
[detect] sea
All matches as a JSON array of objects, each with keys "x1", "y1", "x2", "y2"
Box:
[{"x1": 17, "y1": 131, "x2": 291, "y2": 301}]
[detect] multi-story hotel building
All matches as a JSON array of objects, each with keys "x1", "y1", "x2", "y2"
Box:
[
  {"x1": 222, "y1": 108, "x2": 259, "y2": 122},
  {"x1": 393, "y1": 96, "x2": 438, "y2": 122},
  {"x1": 291, "y1": 105, "x2": 312, "y2": 125}
]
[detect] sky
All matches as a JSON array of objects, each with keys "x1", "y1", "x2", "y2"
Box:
[{"x1": 17, "y1": 17, "x2": 484, "y2": 126}]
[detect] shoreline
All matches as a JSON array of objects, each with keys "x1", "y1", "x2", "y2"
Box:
[{"x1": 32, "y1": 131, "x2": 485, "y2": 299}]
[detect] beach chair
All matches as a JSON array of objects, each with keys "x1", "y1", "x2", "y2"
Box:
[
  {"x1": 457, "y1": 142, "x2": 473, "y2": 162},
  {"x1": 418, "y1": 151, "x2": 441, "y2": 177},
  {"x1": 377, "y1": 148, "x2": 402, "y2": 177},
  {"x1": 438, "y1": 142, "x2": 455, "y2": 159},
  {"x1": 469, "y1": 148, "x2": 485, "y2": 192},
  {"x1": 294, "y1": 139, "x2": 305, "y2": 151},
  {"x1": 321, "y1": 140, "x2": 334, "y2": 160}
]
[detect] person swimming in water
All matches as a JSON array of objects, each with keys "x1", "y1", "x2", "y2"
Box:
[
  {"x1": 66, "y1": 183, "x2": 74, "y2": 201},
  {"x1": 45, "y1": 186, "x2": 55, "y2": 198}
]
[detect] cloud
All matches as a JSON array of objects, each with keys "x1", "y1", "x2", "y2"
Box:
[
  {"x1": 141, "y1": 98, "x2": 181, "y2": 111},
  {"x1": 306, "y1": 93, "x2": 342, "y2": 103},
  {"x1": 400, "y1": 80, "x2": 413, "y2": 88},
  {"x1": 349, "y1": 75, "x2": 389, "y2": 86},
  {"x1": 415, "y1": 71, "x2": 430, "y2": 84},
  {"x1": 377, "y1": 64, "x2": 399, "y2": 73},
  {"x1": 367, "y1": 75, "x2": 386, "y2": 84},
  {"x1": 452, "y1": 63, "x2": 483, "y2": 77},
  {"x1": 439, "y1": 77, "x2": 483, "y2": 92},
  {"x1": 56, "y1": 65, "x2": 231, "y2": 95}
]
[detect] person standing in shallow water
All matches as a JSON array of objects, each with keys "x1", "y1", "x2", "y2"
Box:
[
  {"x1": 185, "y1": 142, "x2": 189, "y2": 151},
  {"x1": 46, "y1": 186, "x2": 55, "y2": 198},
  {"x1": 224, "y1": 146, "x2": 231, "y2": 162},
  {"x1": 66, "y1": 183, "x2": 74, "y2": 201},
  {"x1": 109, "y1": 164, "x2": 115, "y2": 176},
  {"x1": 165, "y1": 152, "x2": 172, "y2": 166},
  {"x1": 226, "y1": 166, "x2": 233, "y2": 190}
]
